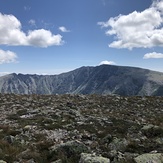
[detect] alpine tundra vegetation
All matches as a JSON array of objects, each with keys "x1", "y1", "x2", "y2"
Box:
[{"x1": 0, "y1": 94, "x2": 163, "y2": 162}]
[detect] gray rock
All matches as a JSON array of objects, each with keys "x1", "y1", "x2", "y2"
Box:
[
  {"x1": 51, "y1": 160, "x2": 62, "y2": 163},
  {"x1": 112, "y1": 152, "x2": 138, "y2": 163},
  {"x1": 50, "y1": 140, "x2": 90, "y2": 161},
  {"x1": 108, "y1": 138, "x2": 128, "y2": 152},
  {"x1": 17, "y1": 149, "x2": 32, "y2": 160},
  {"x1": 3, "y1": 135, "x2": 15, "y2": 144},
  {"x1": 79, "y1": 153, "x2": 110, "y2": 163},
  {"x1": 141, "y1": 124, "x2": 163, "y2": 138},
  {"x1": 156, "y1": 138, "x2": 163, "y2": 145},
  {"x1": 25, "y1": 159, "x2": 35, "y2": 163},
  {"x1": 134, "y1": 153, "x2": 163, "y2": 163},
  {"x1": 102, "y1": 134, "x2": 112, "y2": 144},
  {"x1": 0, "y1": 161, "x2": 7, "y2": 163},
  {"x1": 112, "y1": 152, "x2": 125, "y2": 163}
]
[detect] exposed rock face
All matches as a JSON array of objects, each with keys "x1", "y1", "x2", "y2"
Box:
[{"x1": 1, "y1": 65, "x2": 163, "y2": 95}]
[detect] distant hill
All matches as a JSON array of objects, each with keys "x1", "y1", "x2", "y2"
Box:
[{"x1": 0, "y1": 65, "x2": 163, "y2": 96}]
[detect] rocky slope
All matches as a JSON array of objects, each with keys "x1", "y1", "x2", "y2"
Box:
[
  {"x1": 1, "y1": 65, "x2": 163, "y2": 96},
  {"x1": 0, "y1": 94, "x2": 163, "y2": 162}
]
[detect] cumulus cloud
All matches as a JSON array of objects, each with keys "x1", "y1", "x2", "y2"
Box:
[
  {"x1": 0, "y1": 49, "x2": 17, "y2": 64},
  {"x1": 0, "y1": 13, "x2": 63, "y2": 47},
  {"x1": 99, "y1": 60, "x2": 116, "y2": 65},
  {"x1": 98, "y1": 0, "x2": 163, "y2": 49},
  {"x1": 143, "y1": 52, "x2": 163, "y2": 59},
  {"x1": 59, "y1": 26, "x2": 70, "y2": 32},
  {"x1": 27, "y1": 29, "x2": 63, "y2": 47}
]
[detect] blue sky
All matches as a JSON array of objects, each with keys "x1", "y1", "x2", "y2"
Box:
[{"x1": 0, "y1": 0, "x2": 163, "y2": 75}]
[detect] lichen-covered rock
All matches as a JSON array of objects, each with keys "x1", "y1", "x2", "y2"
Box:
[
  {"x1": 102, "y1": 134, "x2": 112, "y2": 144},
  {"x1": 156, "y1": 138, "x2": 163, "y2": 145},
  {"x1": 79, "y1": 153, "x2": 110, "y2": 163},
  {"x1": 134, "y1": 153, "x2": 163, "y2": 163},
  {"x1": 3, "y1": 135, "x2": 15, "y2": 144},
  {"x1": 141, "y1": 124, "x2": 163, "y2": 138},
  {"x1": 25, "y1": 159, "x2": 35, "y2": 163},
  {"x1": 111, "y1": 152, "x2": 139, "y2": 163},
  {"x1": 50, "y1": 140, "x2": 90, "y2": 162},
  {"x1": 51, "y1": 159, "x2": 62, "y2": 163},
  {"x1": 108, "y1": 138, "x2": 128, "y2": 152},
  {"x1": 0, "y1": 160, "x2": 7, "y2": 163}
]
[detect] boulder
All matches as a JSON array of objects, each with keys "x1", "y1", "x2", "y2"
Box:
[
  {"x1": 0, "y1": 161, "x2": 7, "y2": 163},
  {"x1": 102, "y1": 134, "x2": 113, "y2": 144},
  {"x1": 79, "y1": 153, "x2": 110, "y2": 163},
  {"x1": 141, "y1": 124, "x2": 163, "y2": 138},
  {"x1": 134, "y1": 153, "x2": 163, "y2": 163},
  {"x1": 108, "y1": 138, "x2": 128, "y2": 152},
  {"x1": 112, "y1": 152, "x2": 139, "y2": 163},
  {"x1": 51, "y1": 159, "x2": 62, "y2": 163},
  {"x1": 50, "y1": 140, "x2": 90, "y2": 162},
  {"x1": 3, "y1": 135, "x2": 15, "y2": 144},
  {"x1": 25, "y1": 159, "x2": 35, "y2": 163},
  {"x1": 156, "y1": 137, "x2": 163, "y2": 145}
]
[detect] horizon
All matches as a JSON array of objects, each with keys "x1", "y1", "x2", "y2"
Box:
[
  {"x1": 1, "y1": 64, "x2": 163, "y2": 77},
  {"x1": 1, "y1": 0, "x2": 163, "y2": 75}
]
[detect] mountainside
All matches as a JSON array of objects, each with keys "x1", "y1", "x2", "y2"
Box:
[{"x1": 1, "y1": 65, "x2": 163, "y2": 96}]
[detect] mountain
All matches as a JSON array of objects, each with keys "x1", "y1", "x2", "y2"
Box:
[{"x1": 0, "y1": 65, "x2": 163, "y2": 96}]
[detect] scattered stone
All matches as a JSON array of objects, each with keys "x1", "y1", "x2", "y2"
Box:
[
  {"x1": 0, "y1": 94, "x2": 163, "y2": 162},
  {"x1": 134, "y1": 153, "x2": 163, "y2": 163},
  {"x1": 108, "y1": 138, "x2": 129, "y2": 152},
  {"x1": 102, "y1": 134, "x2": 113, "y2": 144},
  {"x1": 25, "y1": 159, "x2": 35, "y2": 163},
  {"x1": 51, "y1": 159, "x2": 62, "y2": 163},
  {"x1": 112, "y1": 152, "x2": 139, "y2": 163},
  {"x1": 141, "y1": 124, "x2": 163, "y2": 138},
  {"x1": 3, "y1": 135, "x2": 15, "y2": 144},
  {"x1": 50, "y1": 140, "x2": 90, "y2": 161},
  {"x1": 0, "y1": 161, "x2": 7, "y2": 163},
  {"x1": 156, "y1": 138, "x2": 163, "y2": 145},
  {"x1": 79, "y1": 153, "x2": 110, "y2": 163}
]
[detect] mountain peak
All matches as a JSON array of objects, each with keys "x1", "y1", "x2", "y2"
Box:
[{"x1": 0, "y1": 65, "x2": 163, "y2": 96}]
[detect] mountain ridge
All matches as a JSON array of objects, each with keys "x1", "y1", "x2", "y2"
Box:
[{"x1": 1, "y1": 65, "x2": 163, "y2": 96}]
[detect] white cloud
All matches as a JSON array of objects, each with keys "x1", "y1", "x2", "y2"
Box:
[
  {"x1": 0, "y1": 49, "x2": 17, "y2": 64},
  {"x1": 24, "y1": 6, "x2": 31, "y2": 11},
  {"x1": 152, "y1": 0, "x2": 163, "y2": 11},
  {"x1": 29, "y1": 19, "x2": 36, "y2": 26},
  {"x1": 99, "y1": 60, "x2": 116, "y2": 65},
  {"x1": 0, "y1": 13, "x2": 63, "y2": 47},
  {"x1": 98, "y1": 0, "x2": 163, "y2": 49},
  {"x1": 143, "y1": 52, "x2": 163, "y2": 59},
  {"x1": 59, "y1": 26, "x2": 70, "y2": 32},
  {"x1": 27, "y1": 29, "x2": 63, "y2": 47},
  {"x1": 0, "y1": 72, "x2": 10, "y2": 76}
]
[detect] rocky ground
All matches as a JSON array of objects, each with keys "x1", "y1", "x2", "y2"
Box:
[{"x1": 0, "y1": 94, "x2": 163, "y2": 163}]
